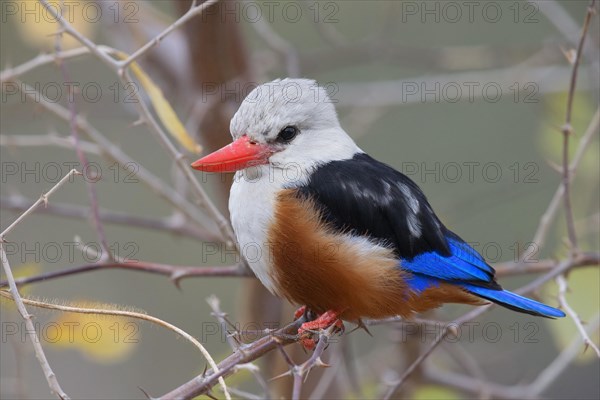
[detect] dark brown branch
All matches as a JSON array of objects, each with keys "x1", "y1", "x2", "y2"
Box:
[
  {"x1": 4, "y1": 252, "x2": 596, "y2": 293},
  {"x1": 156, "y1": 252, "x2": 599, "y2": 399},
  {"x1": 157, "y1": 317, "x2": 306, "y2": 400},
  {"x1": 0, "y1": 261, "x2": 252, "y2": 289}
]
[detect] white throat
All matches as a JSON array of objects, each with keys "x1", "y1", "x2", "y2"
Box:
[{"x1": 229, "y1": 126, "x2": 362, "y2": 294}]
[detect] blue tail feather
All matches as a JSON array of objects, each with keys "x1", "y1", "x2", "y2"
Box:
[{"x1": 461, "y1": 283, "x2": 565, "y2": 318}]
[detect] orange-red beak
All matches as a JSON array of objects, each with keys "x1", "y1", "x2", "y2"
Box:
[{"x1": 191, "y1": 135, "x2": 275, "y2": 173}]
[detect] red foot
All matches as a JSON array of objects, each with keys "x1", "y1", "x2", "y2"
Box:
[
  {"x1": 294, "y1": 305, "x2": 307, "y2": 320},
  {"x1": 297, "y1": 309, "x2": 344, "y2": 351}
]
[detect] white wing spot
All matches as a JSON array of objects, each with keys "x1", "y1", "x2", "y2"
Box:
[{"x1": 399, "y1": 184, "x2": 422, "y2": 237}]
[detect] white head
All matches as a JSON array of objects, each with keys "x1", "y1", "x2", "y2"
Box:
[{"x1": 191, "y1": 78, "x2": 361, "y2": 176}]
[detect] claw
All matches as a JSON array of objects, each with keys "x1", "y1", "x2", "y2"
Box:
[{"x1": 296, "y1": 309, "x2": 344, "y2": 351}]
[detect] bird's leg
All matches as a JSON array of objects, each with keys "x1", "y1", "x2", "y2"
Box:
[{"x1": 297, "y1": 309, "x2": 344, "y2": 351}]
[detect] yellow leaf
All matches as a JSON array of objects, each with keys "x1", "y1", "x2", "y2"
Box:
[
  {"x1": 12, "y1": 1, "x2": 96, "y2": 50},
  {"x1": 413, "y1": 384, "x2": 462, "y2": 400},
  {"x1": 114, "y1": 51, "x2": 202, "y2": 154},
  {"x1": 49, "y1": 300, "x2": 139, "y2": 364},
  {"x1": 0, "y1": 263, "x2": 41, "y2": 310}
]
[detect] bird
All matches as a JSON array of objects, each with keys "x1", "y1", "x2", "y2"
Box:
[{"x1": 191, "y1": 78, "x2": 565, "y2": 349}]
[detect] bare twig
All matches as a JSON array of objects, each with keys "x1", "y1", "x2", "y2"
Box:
[
  {"x1": 0, "y1": 261, "x2": 250, "y2": 289},
  {"x1": 0, "y1": 47, "x2": 93, "y2": 83},
  {"x1": 556, "y1": 275, "x2": 600, "y2": 357},
  {"x1": 1, "y1": 133, "x2": 101, "y2": 154},
  {"x1": 53, "y1": 26, "x2": 112, "y2": 260},
  {"x1": 426, "y1": 314, "x2": 600, "y2": 398},
  {"x1": 0, "y1": 247, "x2": 70, "y2": 399},
  {"x1": 516, "y1": 252, "x2": 599, "y2": 295},
  {"x1": 560, "y1": 0, "x2": 597, "y2": 253},
  {"x1": 530, "y1": 109, "x2": 600, "y2": 253},
  {"x1": 0, "y1": 290, "x2": 231, "y2": 400},
  {"x1": 207, "y1": 295, "x2": 243, "y2": 351},
  {"x1": 37, "y1": 0, "x2": 118, "y2": 70},
  {"x1": 1, "y1": 169, "x2": 81, "y2": 238},
  {"x1": 122, "y1": 68, "x2": 236, "y2": 244},
  {"x1": 119, "y1": 0, "x2": 221, "y2": 70},
  {"x1": 291, "y1": 326, "x2": 335, "y2": 400},
  {"x1": 206, "y1": 296, "x2": 272, "y2": 398},
  {"x1": 11, "y1": 81, "x2": 217, "y2": 239},
  {"x1": 1, "y1": 195, "x2": 213, "y2": 241},
  {"x1": 335, "y1": 65, "x2": 594, "y2": 107},
  {"x1": 525, "y1": 313, "x2": 600, "y2": 397},
  {"x1": 36, "y1": 0, "x2": 236, "y2": 245},
  {"x1": 158, "y1": 317, "x2": 307, "y2": 400},
  {"x1": 0, "y1": 170, "x2": 80, "y2": 400},
  {"x1": 382, "y1": 323, "x2": 450, "y2": 400},
  {"x1": 377, "y1": 250, "x2": 600, "y2": 398}
]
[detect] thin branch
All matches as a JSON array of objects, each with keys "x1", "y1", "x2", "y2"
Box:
[
  {"x1": 556, "y1": 275, "x2": 600, "y2": 357},
  {"x1": 382, "y1": 324, "x2": 449, "y2": 400},
  {"x1": 12, "y1": 81, "x2": 217, "y2": 239},
  {"x1": 53, "y1": 27, "x2": 112, "y2": 260},
  {"x1": 516, "y1": 252, "x2": 599, "y2": 295},
  {"x1": 0, "y1": 195, "x2": 213, "y2": 241},
  {"x1": 18, "y1": 250, "x2": 586, "y2": 399},
  {"x1": 425, "y1": 314, "x2": 600, "y2": 399},
  {"x1": 525, "y1": 313, "x2": 600, "y2": 397},
  {"x1": 335, "y1": 65, "x2": 594, "y2": 107},
  {"x1": 207, "y1": 295, "x2": 243, "y2": 351},
  {"x1": 0, "y1": 170, "x2": 80, "y2": 400},
  {"x1": 158, "y1": 317, "x2": 307, "y2": 400},
  {"x1": 38, "y1": 0, "x2": 119, "y2": 70},
  {"x1": 0, "y1": 261, "x2": 251, "y2": 289},
  {"x1": 206, "y1": 296, "x2": 272, "y2": 398},
  {"x1": 0, "y1": 290, "x2": 231, "y2": 400},
  {"x1": 0, "y1": 133, "x2": 101, "y2": 154},
  {"x1": 36, "y1": 0, "x2": 236, "y2": 245},
  {"x1": 122, "y1": 68, "x2": 236, "y2": 244},
  {"x1": 291, "y1": 326, "x2": 335, "y2": 400},
  {"x1": 0, "y1": 47, "x2": 93, "y2": 83},
  {"x1": 119, "y1": 0, "x2": 221, "y2": 70},
  {"x1": 0, "y1": 247, "x2": 70, "y2": 399},
  {"x1": 1, "y1": 169, "x2": 81, "y2": 238},
  {"x1": 497, "y1": 251, "x2": 600, "y2": 277},
  {"x1": 560, "y1": 0, "x2": 597, "y2": 253},
  {"x1": 530, "y1": 108, "x2": 600, "y2": 253},
  {"x1": 377, "y1": 251, "x2": 600, "y2": 397}
]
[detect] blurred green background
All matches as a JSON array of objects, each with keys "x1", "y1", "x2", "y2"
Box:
[{"x1": 1, "y1": 1, "x2": 598, "y2": 399}]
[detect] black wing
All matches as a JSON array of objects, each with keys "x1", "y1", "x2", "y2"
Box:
[{"x1": 294, "y1": 153, "x2": 450, "y2": 260}]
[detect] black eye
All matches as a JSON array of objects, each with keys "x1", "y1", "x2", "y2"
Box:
[{"x1": 277, "y1": 126, "x2": 298, "y2": 142}]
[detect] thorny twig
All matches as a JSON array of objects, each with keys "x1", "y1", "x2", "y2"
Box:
[
  {"x1": 556, "y1": 274, "x2": 600, "y2": 357},
  {"x1": 1, "y1": 1, "x2": 598, "y2": 399},
  {"x1": 0, "y1": 170, "x2": 80, "y2": 399},
  {"x1": 0, "y1": 290, "x2": 231, "y2": 400},
  {"x1": 291, "y1": 326, "x2": 336, "y2": 400},
  {"x1": 37, "y1": 0, "x2": 236, "y2": 245},
  {"x1": 560, "y1": 0, "x2": 597, "y2": 253},
  {"x1": 0, "y1": 261, "x2": 250, "y2": 290},
  {"x1": 53, "y1": 22, "x2": 112, "y2": 260}
]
